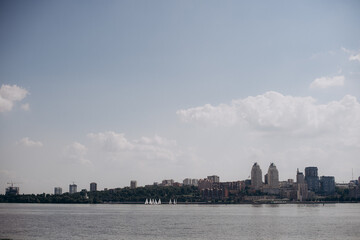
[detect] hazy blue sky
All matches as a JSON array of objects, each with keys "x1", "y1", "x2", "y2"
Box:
[{"x1": 1, "y1": 0, "x2": 359, "y2": 193}]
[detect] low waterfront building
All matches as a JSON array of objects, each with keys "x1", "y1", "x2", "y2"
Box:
[{"x1": 201, "y1": 188, "x2": 223, "y2": 200}]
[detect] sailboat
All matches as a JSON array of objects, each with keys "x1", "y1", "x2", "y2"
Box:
[
  {"x1": 158, "y1": 199, "x2": 161, "y2": 204},
  {"x1": 169, "y1": 199, "x2": 172, "y2": 204},
  {"x1": 145, "y1": 199, "x2": 148, "y2": 205}
]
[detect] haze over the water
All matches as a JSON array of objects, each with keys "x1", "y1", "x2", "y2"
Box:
[{"x1": 0, "y1": 1, "x2": 359, "y2": 194}]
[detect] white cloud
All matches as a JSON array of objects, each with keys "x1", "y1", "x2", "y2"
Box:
[
  {"x1": 21, "y1": 103, "x2": 30, "y2": 111},
  {"x1": 64, "y1": 142, "x2": 90, "y2": 165},
  {"x1": 18, "y1": 137, "x2": 43, "y2": 147},
  {"x1": 341, "y1": 47, "x2": 360, "y2": 62},
  {"x1": 177, "y1": 91, "x2": 360, "y2": 145},
  {"x1": 136, "y1": 135, "x2": 177, "y2": 147},
  {"x1": 87, "y1": 131, "x2": 179, "y2": 162},
  {"x1": 87, "y1": 131, "x2": 134, "y2": 152},
  {"x1": 349, "y1": 53, "x2": 360, "y2": 62},
  {"x1": 177, "y1": 103, "x2": 239, "y2": 127},
  {"x1": 310, "y1": 75, "x2": 345, "y2": 89},
  {"x1": 0, "y1": 84, "x2": 29, "y2": 112},
  {"x1": 341, "y1": 47, "x2": 351, "y2": 54}
]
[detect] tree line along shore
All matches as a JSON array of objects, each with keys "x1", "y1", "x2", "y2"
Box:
[{"x1": 0, "y1": 185, "x2": 359, "y2": 204}]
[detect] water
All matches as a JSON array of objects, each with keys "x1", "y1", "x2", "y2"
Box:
[{"x1": 0, "y1": 203, "x2": 359, "y2": 240}]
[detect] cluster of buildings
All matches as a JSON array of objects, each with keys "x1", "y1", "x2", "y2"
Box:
[
  {"x1": 249, "y1": 163, "x2": 337, "y2": 198},
  {"x1": 53, "y1": 182, "x2": 98, "y2": 195},
  {"x1": 192, "y1": 163, "x2": 356, "y2": 202},
  {"x1": 4, "y1": 163, "x2": 360, "y2": 202}
]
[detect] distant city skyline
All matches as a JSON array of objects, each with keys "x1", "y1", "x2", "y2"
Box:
[{"x1": 1, "y1": 1, "x2": 360, "y2": 194}]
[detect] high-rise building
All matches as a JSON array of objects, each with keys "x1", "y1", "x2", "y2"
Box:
[
  {"x1": 183, "y1": 178, "x2": 199, "y2": 186},
  {"x1": 5, "y1": 186, "x2": 19, "y2": 195},
  {"x1": 296, "y1": 169, "x2": 307, "y2": 201},
  {"x1": 69, "y1": 184, "x2": 77, "y2": 194},
  {"x1": 54, "y1": 187, "x2": 62, "y2": 195},
  {"x1": 320, "y1": 176, "x2": 335, "y2": 195},
  {"x1": 296, "y1": 169, "x2": 305, "y2": 184},
  {"x1": 305, "y1": 167, "x2": 319, "y2": 193},
  {"x1": 191, "y1": 179, "x2": 199, "y2": 186},
  {"x1": 183, "y1": 178, "x2": 192, "y2": 186},
  {"x1": 264, "y1": 173, "x2": 268, "y2": 185},
  {"x1": 251, "y1": 162, "x2": 262, "y2": 190},
  {"x1": 161, "y1": 179, "x2": 174, "y2": 186},
  {"x1": 267, "y1": 163, "x2": 279, "y2": 188},
  {"x1": 198, "y1": 178, "x2": 213, "y2": 190},
  {"x1": 130, "y1": 180, "x2": 137, "y2": 189},
  {"x1": 90, "y1": 182, "x2": 97, "y2": 191},
  {"x1": 207, "y1": 175, "x2": 220, "y2": 183}
]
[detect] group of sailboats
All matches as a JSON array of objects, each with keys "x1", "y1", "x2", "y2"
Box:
[
  {"x1": 145, "y1": 198, "x2": 161, "y2": 205},
  {"x1": 144, "y1": 198, "x2": 177, "y2": 205}
]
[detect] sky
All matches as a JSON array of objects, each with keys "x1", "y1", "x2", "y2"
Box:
[{"x1": 0, "y1": 0, "x2": 359, "y2": 194}]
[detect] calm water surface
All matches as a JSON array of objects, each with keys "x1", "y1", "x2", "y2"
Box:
[{"x1": 0, "y1": 203, "x2": 359, "y2": 240}]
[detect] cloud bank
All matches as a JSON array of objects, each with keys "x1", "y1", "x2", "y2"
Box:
[
  {"x1": 18, "y1": 137, "x2": 43, "y2": 147},
  {"x1": 177, "y1": 91, "x2": 360, "y2": 146},
  {"x1": 0, "y1": 84, "x2": 29, "y2": 112},
  {"x1": 64, "y1": 142, "x2": 90, "y2": 165},
  {"x1": 349, "y1": 53, "x2": 360, "y2": 62},
  {"x1": 310, "y1": 76, "x2": 345, "y2": 89},
  {"x1": 87, "y1": 131, "x2": 179, "y2": 162}
]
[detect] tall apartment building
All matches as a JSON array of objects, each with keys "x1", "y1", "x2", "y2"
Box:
[
  {"x1": 191, "y1": 179, "x2": 198, "y2": 186},
  {"x1": 161, "y1": 179, "x2": 174, "y2": 186},
  {"x1": 207, "y1": 175, "x2": 220, "y2": 183},
  {"x1": 183, "y1": 178, "x2": 199, "y2": 186},
  {"x1": 251, "y1": 162, "x2": 262, "y2": 190},
  {"x1": 130, "y1": 180, "x2": 137, "y2": 189},
  {"x1": 183, "y1": 178, "x2": 192, "y2": 185},
  {"x1": 305, "y1": 167, "x2": 319, "y2": 193},
  {"x1": 54, "y1": 187, "x2": 62, "y2": 195},
  {"x1": 90, "y1": 182, "x2": 97, "y2": 191},
  {"x1": 320, "y1": 176, "x2": 335, "y2": 195},
  {"x1": 5, "y1": 186, "x2": 19, "y2": 195},
  {"x1": 296, "y1": 168, "x2": 305, "y2": 184},
  {"x1": 69, "y1": 184, "x2": 77, "y2": 194},
  {"x1": 267, "y1": 163, "x2": 279, "y2": 188}
]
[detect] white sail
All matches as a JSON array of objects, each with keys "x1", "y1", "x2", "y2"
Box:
[
  {"x1": 145, "y1": 199, "x2": 148, "y2": 205},
  {"x1": 158, "y1": 199, "x2": 161, "y2": 204},
  {"x1": 169, "y1": 199, "x2": 172, "y2": 204},
  {"x1": 174, "y1": 199, "x2": 177, "y2": 205}
]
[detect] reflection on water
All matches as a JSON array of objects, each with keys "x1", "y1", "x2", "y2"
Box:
[{"x1": 0, "y1": 203, "x2": 359, "y2": 240}]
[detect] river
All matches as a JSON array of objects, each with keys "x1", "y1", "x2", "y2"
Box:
[{"x1": 0, "y1": 203, "x2": 359, "y2": 240}]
